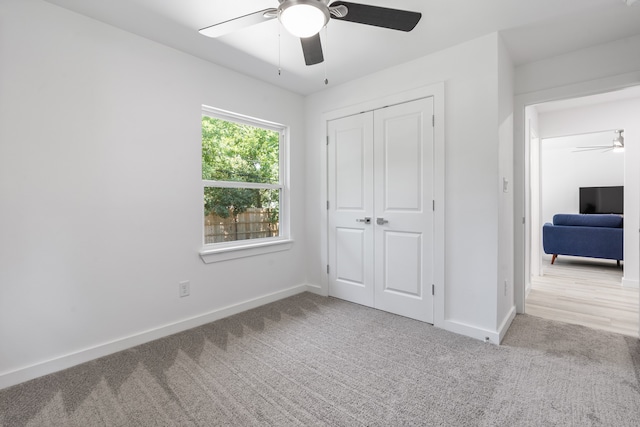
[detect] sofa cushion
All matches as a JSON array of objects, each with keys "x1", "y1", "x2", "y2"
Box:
[{"x1": 553, "y1": 213, "x2": 623, "y2": 228}]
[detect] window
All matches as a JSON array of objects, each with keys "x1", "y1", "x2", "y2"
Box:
[{"x1": 200, "y1": 106, "x2": 290, "y2": 262}]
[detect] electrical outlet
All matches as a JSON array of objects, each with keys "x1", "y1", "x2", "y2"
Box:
[{"x1": 179, "y1": 281, "x2": 190, "y2": 298}]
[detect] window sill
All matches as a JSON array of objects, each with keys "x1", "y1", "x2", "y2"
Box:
[{"x1": 199, "y1": 238, "x2": 293, "y2": 264}]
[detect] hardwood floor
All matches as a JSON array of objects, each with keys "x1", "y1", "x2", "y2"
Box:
[{"x1": 526, "y1": 256, "x2": 639, "y2": 337}]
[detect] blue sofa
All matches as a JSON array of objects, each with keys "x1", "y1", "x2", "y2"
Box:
[{"x1": 542, "y1": 214, "x2": 623, "y2": 265}]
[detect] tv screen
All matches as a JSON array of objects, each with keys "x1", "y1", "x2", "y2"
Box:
[{"x1": 579, "y1": 186, "x2": 624, "y2": 214}]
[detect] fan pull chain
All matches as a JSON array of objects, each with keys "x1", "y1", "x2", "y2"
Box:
[
  {"x1": 278, "y1": 23, "x2": 282, "y2": 76},
  {"x1": 323, "y1": 26, "x2": 328, "y2": 85}
]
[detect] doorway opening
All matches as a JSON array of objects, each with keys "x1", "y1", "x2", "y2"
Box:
[{"x1": 521, "y1": 88, "x2": 640, "y2": 336}]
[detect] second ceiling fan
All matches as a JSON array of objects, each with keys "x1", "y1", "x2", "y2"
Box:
[
  {"x1": 574, "y1": 130, "x2": 625, "y2": 153},
  {"x1": 199, "y1": 0, "x2": 422, "y2": 66}
]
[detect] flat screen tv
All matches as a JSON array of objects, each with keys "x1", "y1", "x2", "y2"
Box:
[{"x1": 579, "y1": 186, "x2": 623, "y2": 214}]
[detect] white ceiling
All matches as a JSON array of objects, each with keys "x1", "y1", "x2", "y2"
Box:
[{"x1": 43, "y1": 0, "x2": 640, "y2": 95}]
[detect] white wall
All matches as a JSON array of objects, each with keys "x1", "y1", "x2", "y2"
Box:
[
  {"x1": 537, "y1": 99, "x2": 640, "y2": 286},
  {"x1": 0, "y1": 0, "x2": 307, "y2": 388},
  {"x1": 540, "y1": 132, "x2": 624, "y2": 224},
  {"x1": 515, "y1": 35, "x2": 640, "y2": 96},
  {"x1": 305, "y1": 33, "x2": 513, "y2": 342},
  {"x1": 514, "y1": 35, "x2": 640, "y2": 312},
  {"x1": 497, "y1": 36, "x2": 515, "y2": 334}
]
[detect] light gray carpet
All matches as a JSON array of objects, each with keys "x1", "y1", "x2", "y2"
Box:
[{"x1": 1, "y1": 292, "x2": 639, "y2": 426}]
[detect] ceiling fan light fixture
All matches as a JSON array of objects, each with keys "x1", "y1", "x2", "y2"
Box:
[{"x1": 278, "y1": 0, "x2": 329, "y2": 38}]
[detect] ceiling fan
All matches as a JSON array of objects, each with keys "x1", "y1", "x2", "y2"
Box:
[
  {"x1": 574, "y1": 130, "x2": 625, "y2": 153},
  {"x1": 198, "y1": 0, "x2": 422, "y2": 66}
]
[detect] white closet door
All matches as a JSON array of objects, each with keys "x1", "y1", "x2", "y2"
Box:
[
  {"x1": 373, "y1": 97, "x2": 434, "y2": 323},
  {"x1": 327, "y1": 112, "x2": 375, "y2": 306},
  {"x1": 327, "y1": 97, "x2": 434, "y2": 323}
]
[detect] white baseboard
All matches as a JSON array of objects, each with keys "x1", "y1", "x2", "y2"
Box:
[
  {"x1": 305, "y1": 283, "x2": 326, "y2": 296},
  {"x1": 0, "y1": 284, "x2": 308, "y2": 390},
  {"x1": 437, "y1": 305, "x2": 516, "y2": 345},
  {"x1": 439, "y1": 319, "x2": 501, "y2": 345},
  {"x1": 498, "y1": 306, "x2": 517, "y2": 343},
  {"x1": 622, "y1": 278, "x2": 639, "y2": 289}
]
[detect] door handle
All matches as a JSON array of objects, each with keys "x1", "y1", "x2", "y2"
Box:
[
  {"x1": 376, "y1": 217, "x2": 389, "y2": 225},
  {"x1": 356, "y1": 217, "x2": 372, "y2": 224}
]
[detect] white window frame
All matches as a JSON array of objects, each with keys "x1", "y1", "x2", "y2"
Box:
[{"x1": 199, "y1": 106, "x2": 291, "y2": 264}]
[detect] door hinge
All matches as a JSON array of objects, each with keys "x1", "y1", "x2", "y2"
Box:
[
  {"x1": 326, "y1": 135, "x2": 329, "y2": 146},
  {"x1": 327, "y1": 265, "x2": 330, "y2": 274},
  {"x1": 432, "y1": 115, "x2": 435, "y2": 127},
  {"x1": 432, "y1": 200, "x2": 435, "y2": 211},
  {"x1": 432, "y1": 284, "x2": 435, "y2": 295},
  {"x1": 522, "y1": 217, "x2": 526, "y2": 224},
  {"x1": 327, "y1": 200, "x2": 329, "y2": 210}
]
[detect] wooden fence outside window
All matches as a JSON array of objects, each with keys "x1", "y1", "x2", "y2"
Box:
[{"x1": 204, "y1": 208, "x2": 279, "y2": 243}]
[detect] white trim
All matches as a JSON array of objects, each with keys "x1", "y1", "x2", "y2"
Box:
[
  {"x1": 622, "y1": 278, "x2": 640, "y2": 289},
  {"x1": 306, "y1": 283, "x2": 326, "y2": 296},
  {"x1": 202, "y1": 105, "x2": 284, "y2": 132},
  {"x1": 203, "y1": 180, "x2": 282, "y2": 190},
  {"x1": 498, "y1": 306, "x2": 517, "y2": 343},
  {"x1": 0, "y1": 284, "x2": 308, "y2": 391},
  {"x1": 439, "y1": 306, "x2": 516, "y2": 345},
  {"x1": 200, "y1": 238, "x2": 293, "y2": 263},
  {"x1": 319, "y1": 82, "x2": 445, "y2": 325},
  {"x1": 432, "y1": 84, "x2": 446, "y2": 331},
  {"x1": 439, "y1": 319, "x2": 501, "y2": 345},
  {"x1": 321, "y1": 86, "x2": 443, "y2": 122}
]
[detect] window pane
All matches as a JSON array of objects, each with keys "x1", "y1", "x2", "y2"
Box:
[
  {"x1": 202, "y1": 116, "x2": 279, "y2": 184},
  {"x1": 204, "y1": 187, "x2": 280, "y2": 243}
]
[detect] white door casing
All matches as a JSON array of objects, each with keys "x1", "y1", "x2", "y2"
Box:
[{"x1": 327, "y1": 97, "x2": 435, "y2": 323}]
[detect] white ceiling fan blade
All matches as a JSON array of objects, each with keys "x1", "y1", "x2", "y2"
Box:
[
  {"x1": 199, "y1": 9, "x2": 277, "y2": 38},
  {"x1": 573, "y1": 145, "x2": 613, "y2": 152}
]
